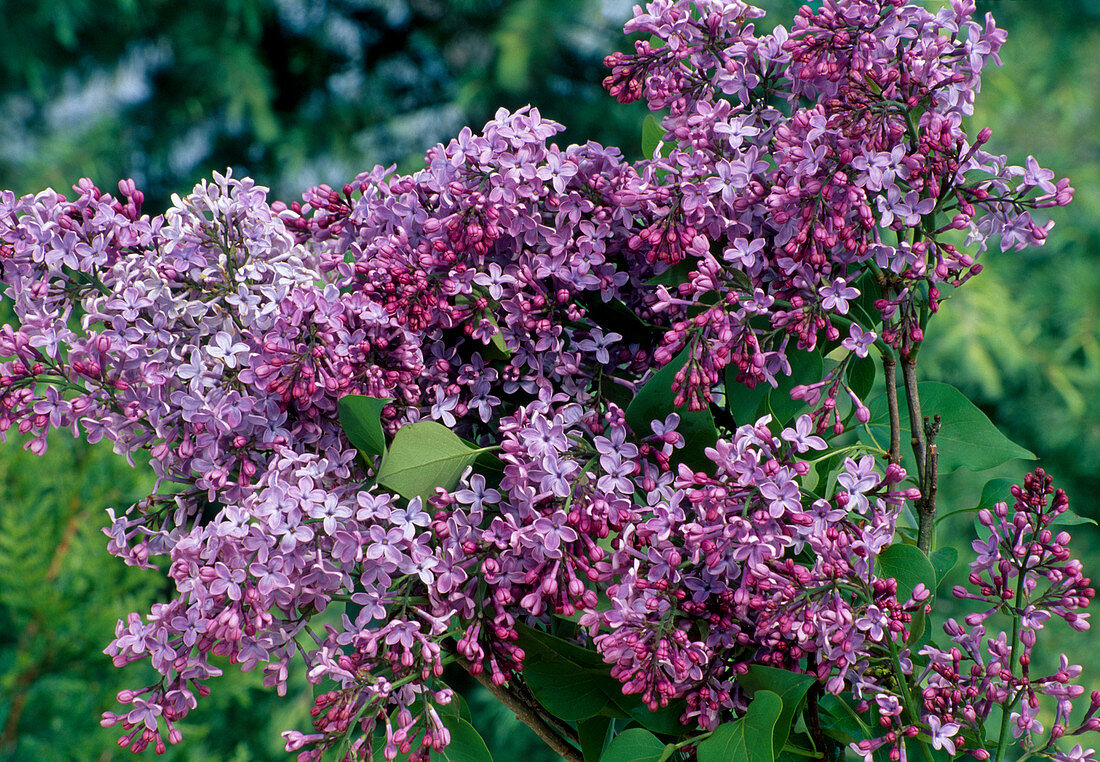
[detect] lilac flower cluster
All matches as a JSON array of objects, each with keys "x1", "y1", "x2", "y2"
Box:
[
  {"x1": 909, "y1": 470, "x2": 1096, "y2": 762},
  {"x1": 0, "y1": 107, "x2": 669, "y2": 756},
  {"x1": 607, "y1": 0, "x2": 1071, "y2": 415},
  {"x1": 847, "y1": 470, "x2": 1099, "y2": 762},
  {"x1": 0, "y1": 0, "x2": 1092, "y2": 760},
  {"x1": 587, "y1": 415, "x2": 924, "y2": 730}
]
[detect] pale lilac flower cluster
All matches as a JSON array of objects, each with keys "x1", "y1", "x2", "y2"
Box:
[
  {"x1": 900, "y1": 470, "x2": 1096, "y2": 762},
  {"x1": 607, "y1": 0, "x2": 1071, "y2": 417},
  {"x1": 0, "y1": 106, "x2": 669, "y2": 756},
  {"x1": 0, "y1": 0, "x2": 1091, "y2": 760},
  {"x1": 588, "y1": 414, "x2": 922, "y2": 729}
]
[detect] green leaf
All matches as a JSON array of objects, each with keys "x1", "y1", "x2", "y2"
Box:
[
  {"x1": 740, "y1": 667, "x2": 816, "y2": 756},
  {"x1": 977, "y1": 477, "x2": 1016, "y2": 513},
  {"x1": 697, "y1": 690, "x2": 783, "y2": 762},
  {"x1": 642, "y1": 114, "x2": 664, "y2": 158},
  {"x1": 1052, "y1": 509, "x2": 1098, "y2": 527},
  {"x1": 767, "y1": 350, "x2": 824, "y2": 427},
  {"x1": 579, "y1": 716, "x2": 613, "y2": 762},
  {"x1": 337, "y1": 395, "x2": 391, "y2": 457},
  {"x1": 929, "y1": 547, "x2": 958, "y2": 590},
  {"x1": 724, "y1": 364, "x2": 771, "y2": 425},
  {"x1": 515, "y1": 622, "x2": 608, "y2": 669},
  {"x1": 861, "y1": 382, "x2": 1035, "y2": 475},
  {"x1": 816, "y1": 694, "x2": 869, "y2": 745},
  {"x1": 599, "y1": 728, "x2": 667, "y2": 762},
  {"x1": 515, "y1": 624, "x2": 619, "y2": 721},
  {"x1": 626, "y1": 347, "x2": 717, "y2": 470},
  {"x1": 523, "y1": 655, "x2": 610, "y2": 720},
  {"x1": 376, "y1": 421, "x2": 493, "y2": 503},
  {"x1": 438, "y1": 692, "x2": 473, "y2": 724},
  {"x1": 439, "y1": 716, "x2": 493, "y2": 762},
  {"x1": 846, "y1": 354, "x2": 877, "y2": 400},
  {"x1": 875, "y1": 543, "x2": 937, "y2": 604}
]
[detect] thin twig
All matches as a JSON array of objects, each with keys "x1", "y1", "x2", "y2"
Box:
[
  {"x1": 805, "y1": 655, "x2": 834, "y2": 761},
  {"x1": 900, "y1": 356, "x2": 926, "y2": 481},
  {"x1": 916, "y1": 415, "x2": 940, "y2": 554},
  {"x1": 454, "y1": 655, "x2": 582, "y2": 762},
  {"x1": 882, "y1": 353, "x2": 901, "y2": 466}
]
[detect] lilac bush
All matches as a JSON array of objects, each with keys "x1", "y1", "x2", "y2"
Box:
[{"x1": 0, "y1": 1, "x2": 1095, "y2": 761}]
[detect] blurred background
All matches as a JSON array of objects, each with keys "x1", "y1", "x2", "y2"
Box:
[{"x1": 0, "y1": 0, "x2": 1096, "y2": 759}]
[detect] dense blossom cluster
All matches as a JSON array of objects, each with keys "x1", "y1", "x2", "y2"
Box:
[
  {"x1": 909, "y1": 471, "x2": 1098, "y2": 761},
  {"x1": 588, "y1": 417, "x2": 927, "y2": 730},
  {"x1": 607, "y1": 0, "x2": 1071, "y2": 413},
  {"x1": 0, "y1": 1, "x2": 1094, "y2": 761}
]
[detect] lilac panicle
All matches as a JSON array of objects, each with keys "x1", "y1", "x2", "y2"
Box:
[{"x1": 0, "y1": 0, "x2": 1089, "y2": 759}]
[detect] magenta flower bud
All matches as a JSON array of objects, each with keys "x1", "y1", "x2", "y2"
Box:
[
  {"x1": 855, "y1": 402, "x2": 870, "y2": 423},
  {"x1": 885, "y1": 463, "x2": 906, "y2": 483}
]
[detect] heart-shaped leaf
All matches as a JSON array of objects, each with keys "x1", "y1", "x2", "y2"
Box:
[
  {"x1": 846, "y1": 354, "x2": 877, "y2": 400},
  {"x1": 929, "y1": 547, "x2": 958, "y2": 590},
  {"x1": 861, "y1": 382, "x2": 1034, "y2": 475},
  {"x1": 875, "y1": 543, "x2": 937, "y2": 605},
  {"x1": 523, "y1": 655, "x2": 610, "y2": 720},
  {"x1": 599, "y1": 728, "x2": 666, "y2": 762},
  {"x1": 376, "y1": 421, "x2": 494, "y2": 503},
  {"x1": 697, "y1": 690, "x2": 783, "y2": 762},
  {"x1": 338, "y1": 395, "x2": 391, "y2": 457}
]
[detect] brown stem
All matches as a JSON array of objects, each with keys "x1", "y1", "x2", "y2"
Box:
[
  {"x1": 900, "y1": 356, "x2": 926, "y2": 481},
  {"x1": 882, "y1": 353, "x2": 901, "y2": 466},
  {"x1": 454, "y1": 655, "x2": 582, "y2": 762},
  {"x1": 916, "y1": 416, "x2": 940, "y2": 555},
  {"x1": 805, "y1": 655, "x2": 833, "y2": 761}
]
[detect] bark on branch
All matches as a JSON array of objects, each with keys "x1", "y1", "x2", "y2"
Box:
[
  {"x1": 454, "y1": 655, "x2": 582, "y2": 762},
  {"x1": 883, "y1": 353, "x2": 901, "y2": 466}
]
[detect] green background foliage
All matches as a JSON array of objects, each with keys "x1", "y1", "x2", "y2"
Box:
[{"x1": 0, "y1": 0, "x2": 1096, "y2": 759}]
